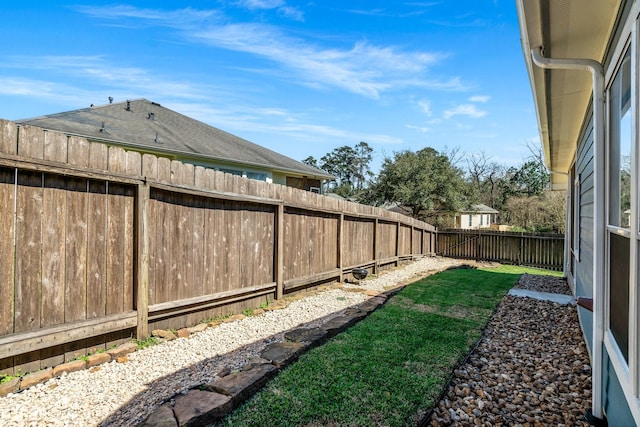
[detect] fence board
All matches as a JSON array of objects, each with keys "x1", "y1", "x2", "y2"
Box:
[
  {"x1": 18, "y1": 125, "x2": 44, "y2": 160},
  {"x1": 14, "y1": 171, "x2": 43, "y2": 373},
  {"x1": 44, "y1": 131, "x2": 68, "y2": 163},
  {"x1": 437, "y1": 230, "x2": 564, "y2": 271},
  {"x1": 0, "y1": 120, "x2": 17, "y2": 155},
  {"x1": 87, "y1": 181, "x2": 107, "y2": 319},
  {"x1": 0, "y1": 168, "x2": 15, "y2": 337},
  {"x1": 41, "y1": 174, "x2": 66, "y2": 329},
  {"x1": 64, "y1": 178, "x2": 88, "y2": 324}
]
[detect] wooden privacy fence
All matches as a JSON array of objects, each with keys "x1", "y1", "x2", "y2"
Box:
[
  {"x1": 437, "y1": 229, "x2": 564, "y2": 271},
  {"x1": 0, "y1": 120, "x2": 436, "y2": 374}
]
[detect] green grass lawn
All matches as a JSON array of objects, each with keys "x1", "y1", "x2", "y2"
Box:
[{"x1": 216, "y1": 265, "x2": 560, "y2": 427}]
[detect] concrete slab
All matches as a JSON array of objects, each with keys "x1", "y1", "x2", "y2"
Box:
[{"x1": 508, "y1": 288, "x2": 575, "y2": 305}]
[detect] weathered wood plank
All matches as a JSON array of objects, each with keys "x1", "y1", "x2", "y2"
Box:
[
  {"x1": 142, "y1": 154, "x2": 158, "y2": 180},
  {"x1": 201, "y1": 199, "x2": 215, "y2": 295},
  {"x1": 136, "y1": 183, "x2": 150, "y2": 339},
  {"x1": 40, "y1": 171, "x2": 67, "y2": 366},
  {"x1": 41, "y1": 174, "x2": 67, "y2": 330},
  {"x1": 17, "y1": 125, "x2": 44, "y2": 160},
  {"x1": 87, "y1": 181, "x2": 107, "y2": 319},
  {"x1": 0, "y1": 312, "x2": 137, "y2": 359},
  {"x1": 0, "y1": 168, "x2": 15, "y2": 336},
  {"x1": 14, "y1": 171, "x2": 43, "y2": 333},
  {"x1": 88, "y1": 142, "x2": 108, "y2": 170},
  {"x1": 148, "y1": 282, "x2": 276, "y2": 317},
  {"x1": 275, "y1": 204, "x2": 284, "y2": 299},
  {"x1": 108, "y1": 146, "x2": 127, "y2": 174},
  {"x1": 14, "y1": 171, "x2": 43, "y2": 373},
  {"x1": 44, "y1": 131, "x2": 68, "y2": 163},
  {"x1": 0, "y1": 120, "x2": 17, "y2": 155},
  {"x1": 64, "y1": 178, "x2": 88, "y2": 324},
  {"x1": 106, "y1": 184, "x2": 126, "y2": 317},
  {"x1": 283, "y1": 269, "x2": 341, "y2": 290},
  {"x1": 123, "y1": 185, "x2": 135, "y2": 312},
  {"x1": 126, "y1": 151, "x2": 142, "y2": 177},
  {"x1": 67, "y1": 136, "x2": 90, "y2": 168}
]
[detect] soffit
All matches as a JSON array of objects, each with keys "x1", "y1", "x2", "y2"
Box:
[{"x1": 518, "y1": 0, "x2": 621, "y2": 189}]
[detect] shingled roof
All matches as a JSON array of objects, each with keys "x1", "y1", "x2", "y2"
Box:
[{"x1": 17, "y1": 99, "x2": 334, "y2": 180}]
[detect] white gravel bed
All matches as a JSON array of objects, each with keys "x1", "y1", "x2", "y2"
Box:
[{"x1": 0, "y1": 256, "x2": 459, "y2": 427}]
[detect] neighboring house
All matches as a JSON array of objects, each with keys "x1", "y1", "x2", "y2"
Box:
[
  {"x1": 453, "y1": 204, "x2": 499, "y2": 230},
  {"x1": 17, "y1": 99, "x2": 334, "y2": 191},
  {"x1": 518, "y1": 1, "x2": 639, "y2": 425}
]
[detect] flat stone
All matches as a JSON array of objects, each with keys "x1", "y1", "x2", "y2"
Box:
[
  {"x1": 173, "y1": 389, "x2": 232, "y2": 427},
  {"x1": 284, "y1": 327, "x2": 328, "y2": 345},
  {"x1": 343, "y1": 308, "x2": 369, "y2": 322},
  {"x1": 87, "y1": 352, "x2": 111, "y2": 367},
  {"x1": 152, "y1": 329, "x2": 178, "y2": 340},
  {"x1": 176, "y1": 328, "x2": 191, "y2": 338},
  {"x1": 359, "y1": 296, "x2": 387, "y2": 313},
  {"x1": 259, "y1": 342, "x2": 306, "y2": 368},
  {"x1": 20, "y1": 368, "x2": 53, "y2": 390},
  {"x1": 187, "y1": 323, "x2": 208, "y2": 334},
  {"x1": 320, "y1": 315, "x2": 359, "y2": 338},
  {"x1": 206, "y1": 363, "x2": 277, "y2": 404},
  {"x1": 241, "y1": 357, "x2": 271, "y2": 371},
  {"x1": 0, "y1": 377, "x2": 20, "y2": 397},
  {"x1": 223, "y1": 314, "x2": 246, "y2": 323},
  {"x1": 508, "y1": 288, "x2": 575, "y2": 305},
  {"x1": 263, "y1": 302, "x2": 286, "y2": 311},
  {"x1": 107, "y1": 342, "x2": 138, "y2": 358},
  {"x1": 53, "y1": 359, "x2": 86, "y2": 377},
  {"x1": 139, "y1": 403, "x2": 177, "y2": 427},
  {"x1": 252, "y1": 308, "x2": 265, "y2": 315}
]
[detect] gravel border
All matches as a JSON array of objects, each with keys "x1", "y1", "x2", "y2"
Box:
[
  {"x1": 0, "y1": 256, "x2": 461, "y2": 427},
  {"x1": 428, "y1": 274, "x2": 591, "y2": 426}
]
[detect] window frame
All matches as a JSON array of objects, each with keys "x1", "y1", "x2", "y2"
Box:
[{"x1": 603, "y1": 16, "x2": 640, "y2": 409}]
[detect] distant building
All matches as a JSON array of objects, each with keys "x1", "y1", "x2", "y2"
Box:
[
  {"x1": 453, "y1": 204, "x2": 499, "y2": 230},
  {"x1": 17, "y1": 99, "x2": 334, "y2": 191}
]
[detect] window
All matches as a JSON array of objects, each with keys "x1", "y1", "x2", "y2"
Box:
[
  {"x1": 607, "y1": 47, "x2": 632, "y2": 364},
  {"x1": 480, "y1": 214, "x2": 483, "y2": 226},
  {"x1": 609, "y1": 48, "x2": 632, "y2": 229},
  {"x1": 468, "y1": 215, "x2": 472, "y2": 227}
]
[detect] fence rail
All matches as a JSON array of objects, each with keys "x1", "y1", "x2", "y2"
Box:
[
  {"x1": 437, "y1": 229, "x2": 564, "y2": 271},
  {"x1": 0, "y1": 120, "x2": 436, "y2": 375}
]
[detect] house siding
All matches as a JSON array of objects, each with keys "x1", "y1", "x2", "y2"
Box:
[
  {"x1": 570, "y1": 62, "x2": 635, "y2": 427},
  {"x1": 573, "y1": 115, "x2": 595, "y2": 350}
]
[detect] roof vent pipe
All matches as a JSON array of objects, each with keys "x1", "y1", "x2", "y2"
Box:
[{"x1": 530, "y1": 47, "x2": 606, "y2": 423}]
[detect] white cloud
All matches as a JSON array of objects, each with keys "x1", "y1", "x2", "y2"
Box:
[
  {"x1": 469, "y1": 95, "x2": 490, "y2": 103},
  {"x1": 406, "y1": 124, "x2": 431, "y2": 133},
  {"x1": 235, "y1": 0, "x2": 285, "y2": 9},
  {"x1": 278, "y1": 6, "x2": 304, "y2": 21},
  {"x1": 443, "y1": 104, "x2": 487, "y2": 119},
  {"x1": 72, "y1": 5, "x2": 220, "y2": 29},
  {"x1": 75, "y1": 5, "x2": 453, "y2": 99},
  {"x1": 417, "y1": 99, "x2": 432, "y2": 116}
]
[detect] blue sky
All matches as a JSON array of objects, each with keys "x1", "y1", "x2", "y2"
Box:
[{"x1": 0, "y1": 1, "x2": 538, "y2": 173}]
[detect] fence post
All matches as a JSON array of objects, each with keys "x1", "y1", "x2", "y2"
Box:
[
  {"x1": 338, "y1": 213, "x2": 344, "y2": 282},
  {"x1": 395, "y1": 221, "x2": 400, "y2": 265},
  {"x1": 135, "y1": 182, "x2": 150, "y2": 340},
  {"x1": 373, "y1": 218, "x2": 379, "y2": 274},
  {"x1": 275, "y1": 203, "x2": 284, "y2": 300}
]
